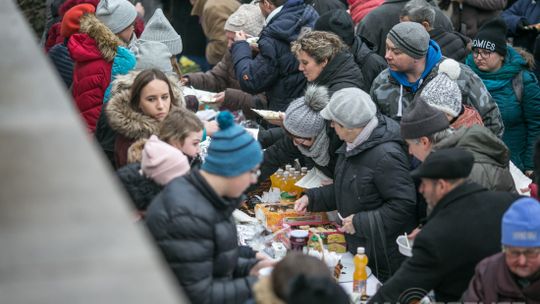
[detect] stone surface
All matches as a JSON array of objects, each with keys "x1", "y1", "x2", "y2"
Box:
[{"x1": 0, "y1": 1, "x2": 188, "y2": 303}]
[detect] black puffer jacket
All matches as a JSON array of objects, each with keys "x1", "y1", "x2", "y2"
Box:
[
  {"x1": 350, "y1": 35, "x2": 388, "y2": 91},
  {"x1": 430, "y1": 29, "x2": 471, "y2": 62},
  {"x1": 145, "y1": 170, "x2": 258, "y2": 304},
  {"x1": 312, "y1": 51, "x2": 367, "y2": 93},
  {"x1": 116, "y1": 162, "x2": 162, "y2": 211},
  {"x1": 306, "y1": 115, "x2": 417, "y2": 281}
]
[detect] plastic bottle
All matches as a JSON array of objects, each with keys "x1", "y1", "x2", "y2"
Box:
[
  {"x1": 286, "y1": 170, "x2": 298, "y2": 197},
  {"x1": 271, "y1": 168, "x2": 284, "y2": 190},
  {"x1": 300, "y1": 167, "x2": 308, "y2": 177},
  {"x1": 281, "y1": 171, "x2": 291, "y2": 193},
  {"x1": 353, "y1": 247, "x2": 368, "y2": 296}
]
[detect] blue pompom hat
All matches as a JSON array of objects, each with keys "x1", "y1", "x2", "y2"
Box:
[
  {"x1": 502, "y1": 197, "x2": 540, "y2": 247},
  {"x1": 202, "y1": 111, "x2": 263, "y2": 177}
]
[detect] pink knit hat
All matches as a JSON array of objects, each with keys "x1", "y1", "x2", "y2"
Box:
[{"x1": 141, "y1": 135, "x2": 190, "y2": 185}]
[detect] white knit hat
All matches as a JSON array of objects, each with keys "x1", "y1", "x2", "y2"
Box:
[
  {"x1": 96, "y1": 0, "x2": 137, "y2": 34},
  {"x1": 134, "y1": 41, "x2": 173, "y2": 74},
  {"x1": 224, "y1": 4, "x2": 265, "y2": 37},
  {"x1": 420, "y1": 59, "x2": 462, "y2": 118},
  {"x1": 139, "y1": 8, "x2": 182, "y2": 56}
]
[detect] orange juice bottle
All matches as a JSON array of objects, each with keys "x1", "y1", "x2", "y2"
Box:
[
  {"x1": 271, "y1": 169, "x2": 284, "y2": 190},
  {"x1": 353, "y1": 247, "x2": 368, "y2": 296},
  {"x1": 300, "y1": 167, "x2": 308, "y2": 177},
  {"x1": 286, "y1": 170, "x2": 298, "y2": 196},
  {"x1": 281, "y1": 171, "x2": 291, "y2": 193}
]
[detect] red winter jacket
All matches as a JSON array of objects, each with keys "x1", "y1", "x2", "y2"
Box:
[
  {"x1": 348, "y1": 0, "x2": 384, "y2": 24},
  {"x1": 68, "y1": 14, "x2": 121, "y2": 133}
]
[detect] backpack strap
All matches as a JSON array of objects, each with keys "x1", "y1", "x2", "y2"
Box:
[{"x1": 512, "y1": 70, "x2": 524, "y2": 104}]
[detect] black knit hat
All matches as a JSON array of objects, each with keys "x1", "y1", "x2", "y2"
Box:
[
  {"x1": 286, "y1": 275, "x2": 350, "y2": 304},
  {"x1": 314, "y1": 9, "x2": 355, "y2": 45},
  {"x1": 400, "y1": 98, "x2": 450, "y2": 139},
  {"x1": 411, "y1": 147, "x2": 474, "y2": 179},
  {"x1": 472, "y1": 18, "x2": 508, "y2": 56}
]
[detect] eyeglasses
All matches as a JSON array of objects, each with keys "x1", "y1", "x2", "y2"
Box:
[
  {"x1": 503, "y1": 246, "x2": 540, "y2": 260},
  {"x1": 472, "y1": 49, "x2": 493, "y2": 59},
  {"x1": 250, "y1": 169, "x2": 261, "y2": 179}
]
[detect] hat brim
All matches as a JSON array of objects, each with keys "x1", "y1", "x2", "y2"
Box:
[{"x1": 319, "y1": 106, "x2": 334, "y2": 122}]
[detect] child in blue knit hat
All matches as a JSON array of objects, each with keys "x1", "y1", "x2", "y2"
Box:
[
  {"x1": 463, "y1": 197, "x2": 540, "y2": 303},
  {"x1": 145, "y1": 111, "x2": 274, "y2": 304}
]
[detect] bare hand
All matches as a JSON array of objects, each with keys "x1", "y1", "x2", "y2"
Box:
[
  {"x1": 294, "y1": 195, "x2": 309, "y2": 213},
  {"x1": 408, "y1": 227, "x2": 422, "y2": 241},
  {"x1": 204, "y1": 120, "x2": 219, "y2": 136},
  {"x1": 135, "y1": 2, "x2": 145, "y2": 17},
  {"x1": 214, "y1": 91, "x2": 225, "y2": 104},
  {"x1": 180, "y1": 77, "x2": 190, "y2": 86},
  {"x1": 255, "y1": 252, "x2": 270, "y2": 260},
  {"x1": 249, "y1": 259, "x2": 277, "y2": 277},
  {"x1": 339, "y1": 214, "x2": 356, "y2": 234},
  {"x1": 234, "y1": 30, "x2": 248, "y2": 42},
  {"x1": 320, "y1": 179, "x2": 333, "y2": 186}
]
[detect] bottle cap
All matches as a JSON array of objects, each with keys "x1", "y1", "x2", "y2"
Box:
[{"x1": 357, "y1": 247, "x2": 365, "y2": 254}]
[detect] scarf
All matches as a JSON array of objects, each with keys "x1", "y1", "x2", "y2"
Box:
[
  {"x1": 346, "y1": 116, "x2": 379, "y2": 151},
  {"x1": 297, "y1": 130, "x2": 331, "y2": 167}
]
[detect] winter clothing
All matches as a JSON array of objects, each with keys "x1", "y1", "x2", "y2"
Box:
[
  {"x1": 286, "y1": 275, "x2": 350, "y2": 304},
  {"x1": 388, "y1": 22, "x2": 431, "y2": 59},
  {"x1": 501, "y1": 0, "x2": 540, "y2": 56},
  {"x1": 68, "y1": 13, "x2": 123, "y2": 133},
  {"x1": 463, "y1": 252, "x2": 540, "y2": 303},
  {"x1": 103, "y1": 46, "x2": 137, "y2": 103},
  {"x1": 60, "y1": 3, "x2": 96, "y2": 38},
  {"x1": 104, "y1": 70, "x2": 184, "y2": 168},
  {"x1": 466, "y1": 46, "x2": 540, "y2": 171},
  {"x1": 48, "y1": 42, "x2": 74, "y2": 88},
  {"x1": 191, "y1": 0, "x2": 241, "y2": 65},
  {"x1": 429, "y1": 28, "x2": 471, "y2": 62},
  {"x1": 231, "y1": 0, "x2": 319, "y2": 111},
  {"x1": 311, "y1": 51, "x2": 367, "y2": 93},
  {"x1": 116, "y1": 162, "x2": 162, "y2": 211},
  {"x1": 133, "y1": 41, "x2": 173, "y2": 74},
  {"x1": 304, "y1": 0, "x2": 347, "y2": 15},
  {"x1": 145, "y1": 169, "x2": 258, "y2": 304},
  {"x1": 434, "y1": 125, "x2": 517, "y2": 192},
  {"x1": 320, "y1": 88, "x2": 377, "y2": 128},
  {"x1": 420, "y1": 59, "x2": 462, "y2": 117},
  {"x1": 439, "y1": 0, "x2": 507, "y2": 38},
  {"x1": 166, "y1": 0, "x2": 206, "y2": 60},
  {"x1": 284, "y1": 85, "x2": 329, "y2": 138},
  {"x1": 139, "y1": 8, "x2": 182, "y2": 56},
  {"x1": 369, "y1": 181, "x2": 519, "y2": 303},
  {"x1": 307, "y1": 115, "x2": 417, "y2": 281},
  {"x1": 370, "y1": 47, "x2": 505, "y2": 137},
  {"x1": 411, "y1": 147, "x2": 475, "y2": 179},
  {"x1": 202, "y1": 111, "x2": 263, "y2": 177},
  {"x1": 350, "y1": 36, "x2": 388, "y2": 91},
  {"x1": 472, "y1": 18, "x2": 508, "y2": 56},
  {"x1": 224, "y1": 3, "x2": 265, "y2": 37},
  {"x1": 348, "y1": 0, "x2": 384, "y2": 24},
  {"x1": 400, "y1": 99, "x2": 450, "y2": 139},
  {"x1": 451, "y1": 105, "x2": 485, "y2": 129},
  {"x1": 502, "y1": 197, "x2": 540, "y2": 247},
  {"x1": 315, "y1": 9, "x2": 355, "y2": 45},
  {"x1": 95, "y1": 0, "x2": 137, "y2": 34},
  {"x1": 357, "y1": 0, "x2": 453, "y2": 56},
  {"x1": 141, "y1": 135, "x2": 190, "y2": 186}
]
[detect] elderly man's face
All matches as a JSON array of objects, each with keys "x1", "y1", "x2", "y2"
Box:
[
  {"x1": 504, "y1": 246, "x2": 540, "y2": 278},
  {"x1": 385, "y1": 39, "x2": 417, "y2": 73}
]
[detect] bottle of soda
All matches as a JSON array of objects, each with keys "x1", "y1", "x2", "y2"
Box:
[
  {"x1": 271, "y1": 168, "x2": 284, "y2": 190},
  {"x1": 353, "y1": 247, "x2": 368, "y2": 297},
  {"x1": 281, "y1": 171, "x2": 290, "y2": 193},
  {"x1": 300, "y1": 167, "x2": 308, "y2": 177}
]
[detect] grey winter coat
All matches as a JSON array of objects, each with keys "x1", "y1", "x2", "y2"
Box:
[
  {"x1": 434, "y1": 125, "x2": 516, "y2": 192},
  {"x1": 370, "y1": 58, "x2": 504, "y2": 137}
]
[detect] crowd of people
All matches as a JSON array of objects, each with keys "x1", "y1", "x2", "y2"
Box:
[{"x1": 37, "y1": 0, "x2": 540, "y2": 303}]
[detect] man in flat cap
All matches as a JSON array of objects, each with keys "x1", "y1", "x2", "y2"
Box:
[{"x1": 369, "y1": 148, "x2": 519, "y2": 304}]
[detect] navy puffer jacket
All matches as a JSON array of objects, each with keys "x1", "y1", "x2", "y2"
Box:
[{"x1": 231, "y1": 0, "x2": 319, "y2": 111}]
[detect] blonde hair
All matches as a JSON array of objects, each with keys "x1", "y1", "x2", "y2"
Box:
[
  {"x1": 159, "y1": 108, "x2": 204, "y2": 145},
  {"x1": 127, "y1": 138, "x2": 148, "y2": 164},
  {"x1": 291, "y1": 30, "x2": 346, "y2": 64}
]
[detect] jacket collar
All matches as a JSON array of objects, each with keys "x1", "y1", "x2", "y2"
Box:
[
  {"x1": 427, "y1": 181, "x2": 486, "y2": 220},
  {"x1": 186, "y1": 170, "x2": 243, "y2": 215}
]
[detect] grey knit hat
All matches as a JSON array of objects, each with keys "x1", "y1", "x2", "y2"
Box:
[
  {"x1": 284, "y1": 85, "x2": 330, "y2": 138},
  {"x1": 139, "y1": 8, "x2": 182, "y2": 56},
  {"x1": 420, "y1": 59, "x2": 462, "y2": 117},
  {"x1": 134, "y1": 41, "x2": 173, "y2": 74},
  {"x1": 96, "y1": 0, "x2": 137, "y2": 34},
  {"x1": 320, "y1": 88, "x2": 377, "y2": 129},
  {"x1": 224, "y1": 4, "x2": 265, "y2": 37},
  {"x1": 388, "y1": 22, "x2": 430, "y2": 59},
  {"x1": 400, "y1": 99, "x2": 450, "y2": 139}
]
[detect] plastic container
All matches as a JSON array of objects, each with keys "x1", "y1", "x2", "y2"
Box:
[{"x1": 353, "y1": 247, "x2": 368, "y2": 296}]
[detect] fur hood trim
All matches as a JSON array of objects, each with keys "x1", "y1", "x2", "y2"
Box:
[
  {"x1": 106, "y1": 70, "x2": 185, "y2": 139},
  {"x1": 79, "y1": 14, "x2": 122, "y2": 62},
  {"x1": 252, "y1": 276, "x2": 285, "y2": 304}
]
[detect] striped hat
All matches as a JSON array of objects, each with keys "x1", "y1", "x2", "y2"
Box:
[{"x1": 388, "y1": 22, "x2": 430, "y2": 59}]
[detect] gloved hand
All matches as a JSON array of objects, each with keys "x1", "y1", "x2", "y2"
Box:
[{"x1": 517, "y1": 19, "x2": 530, "y2": 32}]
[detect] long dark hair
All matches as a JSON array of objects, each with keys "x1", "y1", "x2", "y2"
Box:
[{"x1": 129, "y1": 69, "x2": 178, "y2": 112}]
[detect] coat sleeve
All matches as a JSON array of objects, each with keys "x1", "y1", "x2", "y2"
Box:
[
  {"x1": 521, "y1": 71, "x2": 540, "y2": 170},
  {"x1": 259, "y1": 137, "x2": 303, "y2": 183},
  {"x1": 459, "y1": 65, "x2": 505, "y2": 138},
  {"x1": 306, "y1": 184, "x2": 337, "y2": 212},
  {"x1": 201, "y1": 8, "x2": 229, "y2": 65},
  {"x1": 231, "y1": 40, "x2": 280, "y2": 95},
  {"x1": 464, "y1": 0, "x2": 506, "y2": 11},
  {"x1": 368, "y1": 234, "x2": 444, "y2": 303},
  {"x1": 363, "y1": 53, "x2": 388, "y2": 91},
  {"x1": 222, "y1": 88, "x2": 268, "y2": 119},
  {"x1": 501, "y1": 0, "x2": 527, "y2": 34},
  {"x1": 186, "y1": 58, "x2": 231, "y2": 92},
  {"x1": 461, "y1": 261, "x2": 487, "y2": 303},
  {"x1": 353, "y1": 151, "x2": 417, "y2": 239}
]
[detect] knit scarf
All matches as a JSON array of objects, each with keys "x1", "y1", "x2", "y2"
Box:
[
  {"x1": 346, "y1": 116, "x2": 379, "y2": 151},
  {"x1": 297, "y1": 130, "x2": 331, "y2": 167}
]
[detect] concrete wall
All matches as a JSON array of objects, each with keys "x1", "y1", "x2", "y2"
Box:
[{"x1": 0, "y1": 1, "x2": 188, "y2": 303}]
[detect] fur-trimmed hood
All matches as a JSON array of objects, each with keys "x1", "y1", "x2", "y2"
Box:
[
  {"x1": 71, "y1": 14, "x2": 123, "y2": 62},
  {"x1": 106, "y1": 70, "x2": 185, "y2": 139}
]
